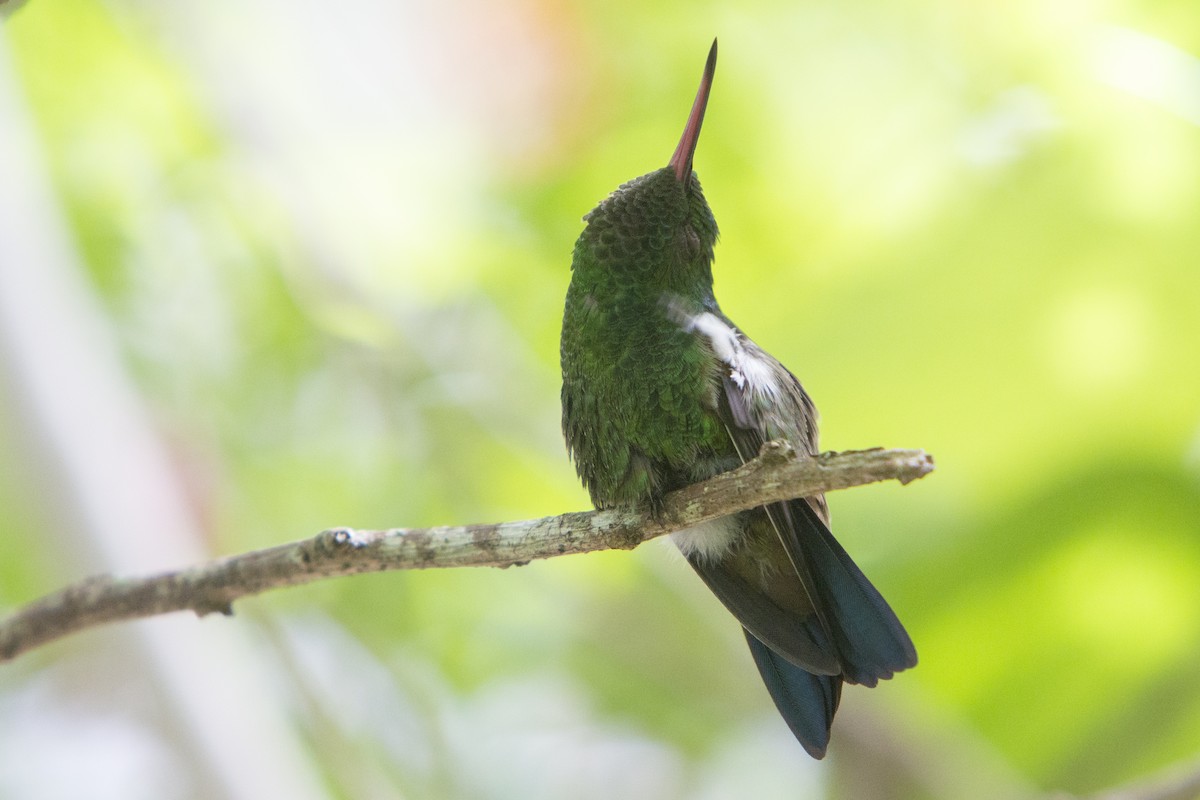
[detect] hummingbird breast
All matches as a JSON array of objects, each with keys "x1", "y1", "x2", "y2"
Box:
[{"x1": 561, "y1": 289, "x2": 733, "y2": 509}]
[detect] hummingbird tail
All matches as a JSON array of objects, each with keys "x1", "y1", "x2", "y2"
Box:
[
  {"x1": 744, "y1": 629, "x2": 842, "y2": 759},
  {"x1": 784, "y1": 501, "x2": 919, "y2": 687}
]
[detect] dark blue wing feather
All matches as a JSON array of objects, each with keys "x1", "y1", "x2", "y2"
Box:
[
  {"x1": 686, "y1": 550, "x2": 841, "y2": 675},
  {"x1": 744, "y1": 629, "x2": 842, "y2": 759}
]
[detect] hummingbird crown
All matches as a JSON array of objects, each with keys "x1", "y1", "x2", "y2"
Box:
[
  {"x1": 571, "y1": 38, "x2": 721, "y2": 298},
  {"x1": 575, "y1": 168, "x2": 719, "y2": 292}
]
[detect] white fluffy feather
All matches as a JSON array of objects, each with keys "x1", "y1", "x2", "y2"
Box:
[
  {"x1": 673, "y1": 309, "x2": 781, "y2": 403},
  {"x1": 670, "y1": 517, "x2": 741, "y2": 562}
]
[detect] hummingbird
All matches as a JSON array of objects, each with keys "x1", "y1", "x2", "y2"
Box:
[{"x1": 559, "y1": 39, "x2": 916, "y2": 758}]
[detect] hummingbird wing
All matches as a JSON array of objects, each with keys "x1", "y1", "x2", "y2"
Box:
[
  {"x1": 677, "y1": 309, "x2": 917, "y2": 687},
  {"x1": 744, "y1": 629, "x2": 842, "y2": 759},
  {"x1": 684, "y1": 525, "x2": 842, "y2": 675}
]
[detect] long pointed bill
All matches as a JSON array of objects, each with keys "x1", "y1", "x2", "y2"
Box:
[{"x1": 669, "y1": 39, "x2": 718, "y2": 183}]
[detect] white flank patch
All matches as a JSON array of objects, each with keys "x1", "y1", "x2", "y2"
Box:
[
  {"x1": 672, "y1": 309, "x2": 781, "y2": 403},
  {"x1": 686, "y1": 311, "x2": 740, "y2": 364},
  {"x1": 670, "y1": 517, "x2": 741, "y2": 562},
  {"x1": 735, "y1": 354, "x2": 778, "y2": 397}
]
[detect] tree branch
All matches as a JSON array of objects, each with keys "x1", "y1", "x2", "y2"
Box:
[
  {"x1": 0, "y1": 444, "x2": 932, "y2": 663},
  {"x1": 1072, "y1": 757, "x2": 1200, "y2": 800}
]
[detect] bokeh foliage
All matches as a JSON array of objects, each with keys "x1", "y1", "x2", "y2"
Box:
[{"x1": 2, "y1": 0, "x2": 1199, "y2": 797}]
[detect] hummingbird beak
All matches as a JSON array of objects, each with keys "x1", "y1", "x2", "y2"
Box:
[{"x1": 669, "y1": 38, "x2": 718, "y2": 184}]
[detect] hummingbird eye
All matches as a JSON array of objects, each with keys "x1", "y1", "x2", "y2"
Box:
[{"x1": 682, "y1": 225, "x2": 702, "y2": 260}]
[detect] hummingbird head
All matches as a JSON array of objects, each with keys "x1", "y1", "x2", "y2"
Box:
[{"x1": 573, "y1": 40, "x2": 720, "y2": 296}]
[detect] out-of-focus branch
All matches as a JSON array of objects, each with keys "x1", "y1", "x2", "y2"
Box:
[
  {"x1": 0, "y1": 444, "x2": 932, "y2": 663},
  {"x1": 0, "y1": 31, "x2": 330, "y2": 799},
  {"x1": 1070, "y1": 757, "x2": 1200, "y2": 800}
]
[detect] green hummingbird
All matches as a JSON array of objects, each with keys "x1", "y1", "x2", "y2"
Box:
[{"x1": 559, "y1": 39, "x2": 916, "y2": 758}]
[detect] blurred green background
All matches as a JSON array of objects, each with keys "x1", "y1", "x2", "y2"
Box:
[{"x1": 2, "y1": 0, "x2": 1199, "y2": 798}]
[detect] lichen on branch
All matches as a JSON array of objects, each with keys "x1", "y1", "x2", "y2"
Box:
[{"x1": 0, "y1": 444, "x2": 933, "y2": 663}]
